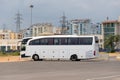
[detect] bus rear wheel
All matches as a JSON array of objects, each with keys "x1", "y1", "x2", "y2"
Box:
[
  {"x1": 32, "y1": 54, "x2": 39, "y2": 61},
  {"x1": 70, "y1": 54, "x2": 79, "y2": 61}
]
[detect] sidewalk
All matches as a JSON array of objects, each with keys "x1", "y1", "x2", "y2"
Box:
[
  {"x1": 99, "y1": 52, "x2": 120, "y2": 61},
  {"x1": 0, "y1": 56, "x2": 31, "y2": 62}
]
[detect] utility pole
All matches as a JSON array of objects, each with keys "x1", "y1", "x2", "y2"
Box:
[
  {"x1": 30, "y1": 5, "x2": 34, "y2": 26},
  {"x1": 29, "y1": 5, "x2": 34, "y2": 37},
  {"x1": 60, "y1": 12, "x2": 67, "y2": 35},
  {"x1": 15, "y1": 11, "x2": 22, "y2": 33}
]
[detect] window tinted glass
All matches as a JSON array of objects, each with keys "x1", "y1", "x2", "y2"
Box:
[
  {"x1": 54, "y1": 38, "x2": 59, "y2": 45},
  {"x1": 79, "y1": 38, "x2": 92, "y2": 45},
  {"x1": 29, "y1": 37, "x2": 93, "y2": 45},
  {"x1": 68, "y1": 38, "x2": 78, "y2": 45},
  {"x1": 22, "y1": 38, "x2": 32, "y2": 44},
  {"x1": 48, "y1": 38, "x2": 53, "y2": 45},
  {"x1": 29, "y1": 39, "x2": 40, "y2": 45},
  {"x1": 61, "y1": 38, "x2": 68, "y2": 45},
  {"x1": 40, "y1": 38, "x2": 48, "y2": 45}
]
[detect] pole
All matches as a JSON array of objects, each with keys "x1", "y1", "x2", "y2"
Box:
[
  {"x1": 30, "y1": 5, "x2": 34, "y2": 26},
  {"x1": 30, "y1": 5, "x2": 34, "y2": 37}
]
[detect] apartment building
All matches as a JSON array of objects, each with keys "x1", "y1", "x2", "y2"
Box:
[
  {"x1": 67, "y1": 19, "x2": 102, "y2": 35},
  {"x1": 102, "y1": 20, "x2": 120, "y2": 37},
  {"x1": 102, "y1": 17, "x2": 120, "y2": 48},
  {"x1": 31, "y1": 23, "x2": 54, "y2": 37},
  {"x1": 0, "y1": 30, "x2": 22, "y2": 51}
]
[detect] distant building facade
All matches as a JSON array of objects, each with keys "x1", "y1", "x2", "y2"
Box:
[
  {"x1": 102, "y1": 20, "x2": 120, "y2": 37},
  {"x1": 30, "y1": 23, "x2": 54, "y2": 37},
  {"x1": 53, "y1": 27, "x2": 62, "y2": 35},
  {"x1": 0, "y1": 30, "x2": 22, "y2": 51},
  {"x1": 102, "y1": 17, "x2": 120, "y2": 49},
  {"x1": 67, "y1": 19, "x2": 91, "y2": 35},
  {"x1": 67, "y1": 19, "x2": 102, "y2": 35}
]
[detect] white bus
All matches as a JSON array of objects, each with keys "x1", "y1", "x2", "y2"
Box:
[
  {"x1": 20, "y1": 37, "x2": 32, "y2": 57},
  {"x1": 25, "y1": 35, "x2": 99, "y2": 61}
]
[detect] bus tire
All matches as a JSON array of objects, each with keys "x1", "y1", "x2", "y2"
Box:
[
  {"x1": 70, "y1": 54, "x2": 78, "y2": 61},
  {"x1": 32, "y1": 54, "x2": 39, "y2": 61}
]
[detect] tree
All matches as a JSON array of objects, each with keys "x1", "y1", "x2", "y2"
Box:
[
  {"x1": 114, "y1": 35, "x2": 120, "y2": 50},
  {"x1": 104, "y1": 35, "x2": 120, "y2": 53}
]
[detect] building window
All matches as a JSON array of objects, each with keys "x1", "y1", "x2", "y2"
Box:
[{"x1": 111, "y1": 23, "x2": 114, "y2": 27}]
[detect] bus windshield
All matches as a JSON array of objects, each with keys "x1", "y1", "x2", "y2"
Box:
[{"x1": 21, "y1": 38, "x2": 32, "y2": 51}]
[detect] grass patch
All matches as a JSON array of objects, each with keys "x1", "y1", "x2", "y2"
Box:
[{"x1": 0, "y1": 51, "x2": 20, "y2": 56}]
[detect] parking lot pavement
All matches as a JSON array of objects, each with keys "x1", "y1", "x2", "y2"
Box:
[
  {"x1": 0, "y1": 60, "x2": 120, "y2": 80},
  {"x1": 86, "y1": 75, "x2": 120, "y2": 80}
]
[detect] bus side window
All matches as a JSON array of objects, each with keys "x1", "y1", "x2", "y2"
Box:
[
  {"x1": 29, "y1": 41, "x2": 33, "y2": 45},
  {"x1": 54, "y1": 38, "x2": 59, "y2": 45},
  {"x1": 40, "y1": 39, "x2": 44, "y2": 45},
  {"x1": 34, "y1": 39, "x2": 40, "y2": 45},
  {"x1": 48, "y1": 38, "x2": 53, "y2": 45},
  {"x1": 29, "y1": 39, "x2": 40, "y2": 45},
  {"x1": 79, "y1": 38, "x2": 92, "y2": 45},
  {"x1": 61, "y1": 38, "x2": 68, "y2": 45},
  {"x1": 40, "y1": 38, "x2": 48, "y2": 45},
  {"x1": 44, "y1": 39, "x2": 48, "y2": 45},
  {"x1": 68, "y1": 38, "x2": 78, "y2": 45}
]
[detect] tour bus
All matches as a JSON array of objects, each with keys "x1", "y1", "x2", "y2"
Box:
[
  {"x1": 25, "y1": 35, "x2": 99, "y2": 61},
  {"x1": 20, "y1": 37, "x2": 32, "y2": 57}
]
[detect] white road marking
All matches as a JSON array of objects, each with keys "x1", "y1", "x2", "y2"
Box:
[{"x1": 86, "y1": 75, "x2": 120, "y2": 80}]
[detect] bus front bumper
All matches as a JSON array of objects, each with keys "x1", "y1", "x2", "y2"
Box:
[{"x1": 21, "y1": 54, "x2": 30, "y2": 58}]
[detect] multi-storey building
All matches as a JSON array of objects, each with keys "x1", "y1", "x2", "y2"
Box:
[
  {"x1": 102, "y1": 18, "x2": 120, "y2": 49},
  {"x1": 0, "y1": 30, "x2": 22, "y2": 51},
  {"x1": 91, "y1": 23, "x2": 102, "y2": 35},
  {"x1": 67, "y1": 19, "x2": 102, "y2": 35},
  {"x1": 67, "y1": 19, "x2": 91, "y2": 35},
  {"x1": 102, "y1": 20, "x2": 120, "y2": 37},
  {"x1": 31, "y1": 23, "x2": 54, "y2": 37}
]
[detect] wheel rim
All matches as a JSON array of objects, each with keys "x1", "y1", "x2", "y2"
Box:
[
  {"x1": 33, "y1": 55, "x2": 39, "y2": 61},
  {"x1": 70, "y1": 55, "x2": 77, "y2": 61}
]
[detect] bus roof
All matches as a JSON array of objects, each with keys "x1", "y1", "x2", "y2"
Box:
[
  {"x1": 22, "y1": 37, "x2": 33, "y2": 40},
  {"x1": 29, "y1": 35, "x2": 96, "y2": 40}
]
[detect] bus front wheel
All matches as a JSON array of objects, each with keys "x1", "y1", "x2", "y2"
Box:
[
  {"x1": 70, "y1": 54, "x2": 79, "y2": 61},
  {"x1": 32, "y1": 54, "x2": 39, "y2": 61}
]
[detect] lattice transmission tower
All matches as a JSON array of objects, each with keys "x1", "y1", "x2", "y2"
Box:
[
  {"x1": 60, "y1": 12, "x2": 67, "y2": 34},
  {"x1": 15, "y1": 11, "x2": 22, "y2": 33}
]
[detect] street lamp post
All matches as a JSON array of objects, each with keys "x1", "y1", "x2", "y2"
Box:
[
  {"x1": 30, "y1": 5, "x2": 34, "y2": 26},
  {"x1": 30, "y1": 5, "x2": 34, "y2": 37}
]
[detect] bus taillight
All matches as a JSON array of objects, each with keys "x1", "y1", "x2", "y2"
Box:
[{"x1": 94, "y1": 51, "x2": 96, "y2": 56}]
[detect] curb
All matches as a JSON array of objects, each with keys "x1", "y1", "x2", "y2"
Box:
[{"x1": 116, "y1": 54, "x2": 120, "y2": 60}]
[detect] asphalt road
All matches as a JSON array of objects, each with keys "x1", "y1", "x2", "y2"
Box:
[{"x1": 0, "y1": 60, "x2": 120, "y2": 80}]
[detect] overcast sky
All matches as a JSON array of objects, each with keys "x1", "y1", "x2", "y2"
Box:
[{"x1": 0, "y1": 0, "x2": 120, "y2": 31}]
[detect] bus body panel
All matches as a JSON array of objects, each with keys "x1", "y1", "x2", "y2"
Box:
[
  {"x1": 26, "y1": 45, "x2": 97, "y2": 60},
  {"x1": 24, "y1": 35, "x2": 99, "y2": 60}
]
